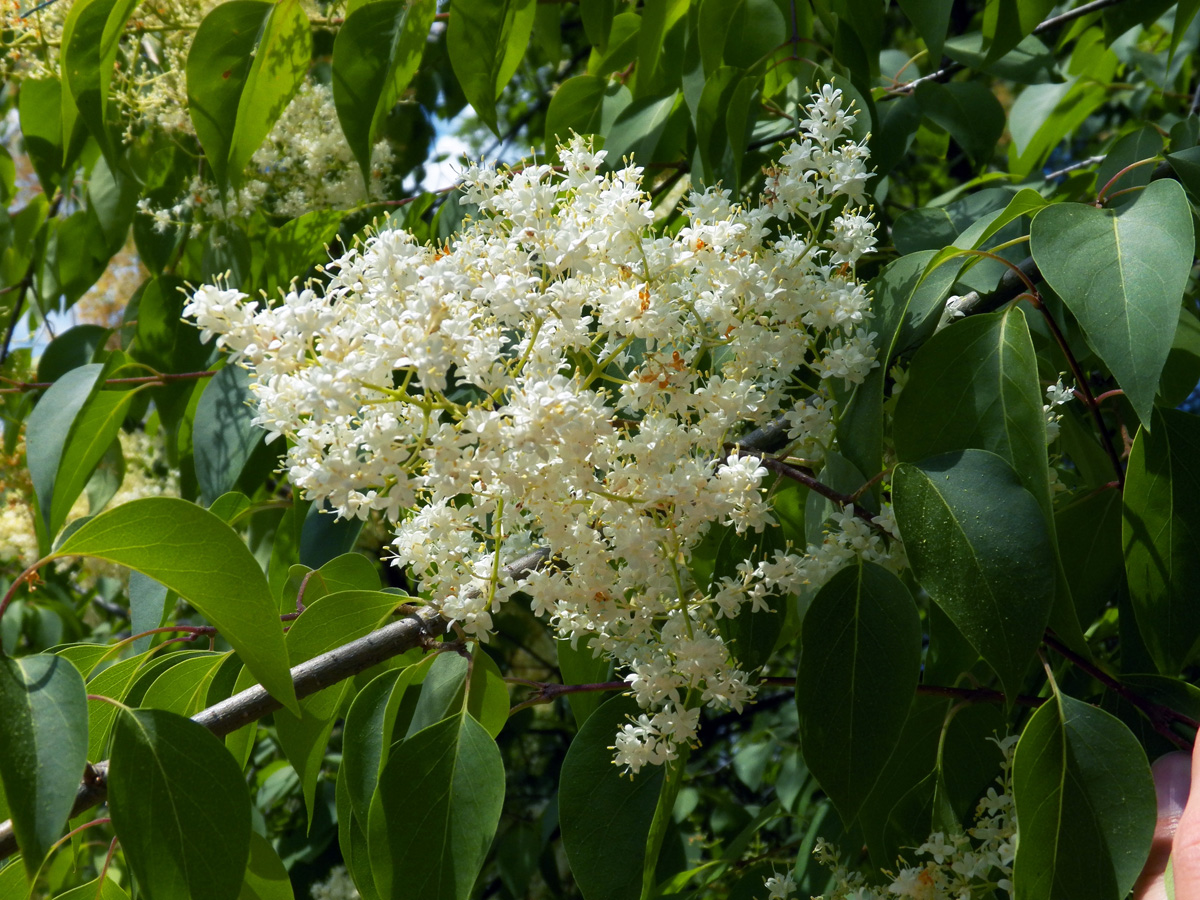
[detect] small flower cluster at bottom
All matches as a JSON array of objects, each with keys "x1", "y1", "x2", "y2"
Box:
[{"x1": 767, "y1": 736, "x2": 1017, "y2": 900}]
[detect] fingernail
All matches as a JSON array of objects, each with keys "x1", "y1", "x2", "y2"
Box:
[{"x1": 1152, "y1": 751, "x2": 1192, "y2": 819}]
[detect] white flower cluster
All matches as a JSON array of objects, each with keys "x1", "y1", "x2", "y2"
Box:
[
  {"x1": 1042, "y1": 376, "x2": 1075, "y2": 443},
  {"x1": 185, "y1": 87, "x2": 896, "y2": 772},
  {"x1": 799, "y1": 735, "x2": 1018, "y2": 900},
  {"x1": 311, "y1": 866, "x2": 361, "y2": 900},
  {"x1": 139, "y1": 80, "x2": 397, "y2": 227}
]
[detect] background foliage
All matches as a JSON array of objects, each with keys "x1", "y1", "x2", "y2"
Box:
[{"x1": 1, "y1": 0, "x2": 1200, "y2": 898}]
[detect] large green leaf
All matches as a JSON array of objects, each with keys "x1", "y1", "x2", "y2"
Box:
[
  {"x1": 228, "y1": 0, "x2": 312, "y2": 185},
  {"x1": 109, "y1": 708, "x2": 252, "y2": 900},
  {"x1": 52, "y1": 497, "x2": 299, "y2": 715},
  {"x1": 559, "y1": 694, "x2": 665, "y2": 900},
  {"x1": 341, "y1": 664, "x2": 425, "y2": 823},
  {"x1": 1123, "y1": 409, "x2": 1200, "y2": 674},
  {"x1": 1012, "y1": 694, "x2": 1154, "y2": 900},
  {"x1": 332, "y1": 0, "x2": 437, "y2": 185},
  {"x1": 187, "y1": 1, "x2": 273, "y2": 190},
  {"x1": 1031, "y1": 181, "x2": 1193, "y2": 428},
  {"x1": 0, "y1": 654, "x2": 88, "y2": 879},
  {"x1": 446, "y1": 0, "x2": 537, "y2": 133},
  {"x1": 368, "y1": 712, "x2": 505, "y2": 900},
  {"x1": 26, "y1": 363, "x2": 134, "y2": 549},
  {"x1": 796, "y1": 561, "x2": 921, "y2": 824},
  {"x1": 59, "y1": 0, "x2": 140, "y2": 166},
  {"x1": 892, "y1": 450, "x2": 1054, "y2": 699}
]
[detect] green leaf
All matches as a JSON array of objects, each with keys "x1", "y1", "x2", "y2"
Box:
[
  {"x1": 896, "y1": 0, "x2": 952, "y2": 60},
  {"x1": 559, "y1": 694, "x2": 665, "y2": 900},
  {"x1": 194, "y1": 365, "x2": 264, "y2": 506},
  {"x1": 544, "y1": 75, "x2": 631, "y2": 146},
  {"x1": 332, "y1": 0, "x2": 437, "y2": 185},
  {"x1": 19, "y1": 79, "x2": 66, "y2": 196},
  {"x1": 1056, "y1": 488, "x2": 1123, "y2": 629},
  {"x1": 53, "y1": 876, "x2": 131, "y2": 899},
  {"x1": 580, "y1": 0, "x2": 615, "y2": 50},
  {"x1": 604, "y1": 91, "x2": 679, "y2": 164},
  {"x1": 59, "y1": 0, "x2": 140, "y2": 166},
  {"x1": 556, "y1": 636, "x2": 614, "y2": 727},
  {"x1": 26, "y1": 367, "x2": 100, "y2": 549},
  {"x1": 913, "y1": 81, "x2": 1005, "y2": 168},
  {"x1": 239, "y1": 832, "x2": 294, "y2": 900},
  {"x1": 229, "y1": 0, "x2": 311, "y2": 186},
  {"x1": 796, "y1": 560, "x2": 921, "y2": 823},
  {"x1": 0, "y1": 859, "x2": 30, "y2": 897},
  {"x1": 1012, "y1": 693, "x2": 1155, "y2": 900},
  {"x1": 466, "y1": 648, "x2": 508, "y2": 738},
  {"x1": 368, "y1": 712, "x2": 505, "y2": 900},
  {"x1": 109, "y1": 708, "x2": 252, "y2": 900},
  {"x1": 1123, "y1": 409, "x2": 1200, "y2": 674},
  {"x1": 53, "y1": 497, "x2": 299, "y2": 715},
  {"x1": 446, "y1": 0, "x2": 537, "y2": 133},
  {"x1": 894, "y1": 307, "x2": 1051, "y2": 520},
  {"x1": 187, "y1": 1, "x2": 273, "y2": 191},
  {"x1": 258, "y1": 209, "x2": 345, "y2": 296},
  {"x1": 0, "y1": 654, "x2": 88, "y2": 879},
  {"x1": 982, "y1": 0, "x2": 1054, "y2": 61},
  {"x1": 342, "y1": 664, "x2": 424, "y2": 822},
  {"x1": 140, "y1": 653, "x2": 230, "y2": 715},
  {"x1": 1030, "y1": 180, "x2": 1194, "y2": 428},
  {"x1": 892, "y1": 450, "x2": 1055, "y2": 699}
]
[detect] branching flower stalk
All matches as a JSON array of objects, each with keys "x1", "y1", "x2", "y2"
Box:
[{"x1": 184, "y1": 86, "x2": 905, "y2": 773}]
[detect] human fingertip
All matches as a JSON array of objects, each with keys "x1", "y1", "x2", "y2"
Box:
[{"x1": 1154, "y1": 751, "x2": 1193, "y2": 821}]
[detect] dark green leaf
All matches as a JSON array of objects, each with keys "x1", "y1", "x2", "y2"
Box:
[
  {"x1": 556, "y1": 636, "x2": 614, "y2": 727},
  {"x1": 60, "y1": 0, "x2": 139, "y2": 166},
  {"x1": 342, "y1": 664, "x2": 424, "y2": 822},
  {"x1": 892, "y1": 450, "x2": 1055, "y2": 699},
  {"x1": 1012, "y1": 693, "x2": 1155, "y2": 900},
  {"x1": 1123, "y1": 409, "x2": 1200, "y2": 674},
  {"x1": 982, "y1": 0, "x2": 1054, "y2": 61},
  {"x1": 446, "y1": 0, "x2": 537, "y2": 133},
  {"x1": 186, "y1": 1, "x2": 273, "y2": 190},
  {"x1": 0, "y1": 654, "x2": 88, "y2": 879},
  {"x1": 228, "y1": 0, "x2": 311, "y2": 186},
  {"x1": 796, "y1": 560, "x2": 921, "y2": 823},
  {"x1": 559, "y1": 694, "x2": 665, "y2": 900},
  {"x1": 896, "y1": 0, "x2": 952, "y2": 60},
  {"x1": 914, "y1": 81, "x2": 1004, "y2": 167},
  {"x1": 53, "y1": 497, "x2": 299, "y2": 715},
  {"x1": 109, "y1": 708, "x2": 252, "y2": 900},
  {"x1": 1031, "y1": 180, "x2": 1194, "y2": 428},
  {"x1": 368, "y1": 712, "x2": 505, "y2": 900},
  {"x1": 580, "y1": 0, "x2": 615, "y2": 50},
  {"x1": 332, "y1": 0, "x2": 437, "y2": 185}
]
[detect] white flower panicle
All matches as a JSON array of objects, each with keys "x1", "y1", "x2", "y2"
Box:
[{"x1": 185, "y1": 88, "x2": 899, "y2": 772}]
